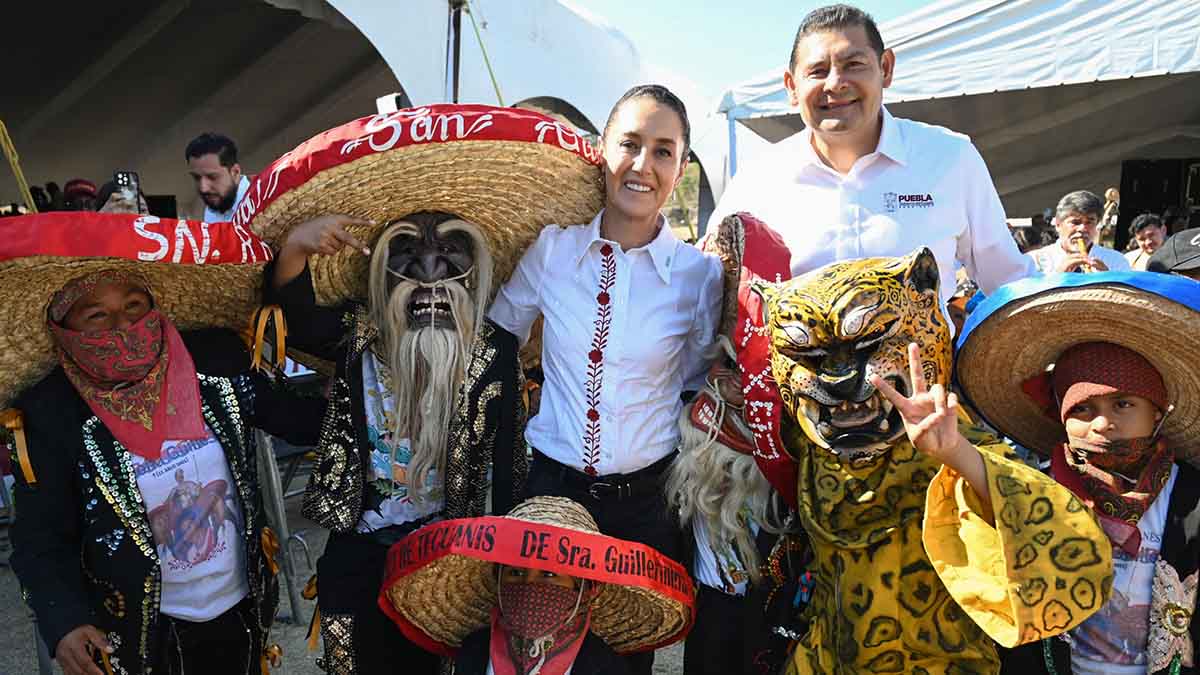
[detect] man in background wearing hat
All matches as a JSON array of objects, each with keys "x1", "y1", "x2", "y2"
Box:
[
  {"x1": 708, "y1": 4, "x2": 1035, "y2": 315},
  {"x1": 1029, "y1": 190, "x2": 1131, "y2": 274},
  {"x1": 63, "y1": 178, "x2": 97, "y2": 211},
  {"x1": 243, "y1": 105, "x2": 604, "y2": 674},
  {"x1": 4, "y1": 212, "x2": 325, "y2": 675},
  {"x1": 1148, "y1": 226, "x2": 1200, "y2": 281}
]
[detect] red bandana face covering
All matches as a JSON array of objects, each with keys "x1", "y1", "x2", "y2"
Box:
[
  {"x1": 1051, "y1": 436, "x2": 1174, "y2": 557},
  {"x1": 48, "y1": 308, "x2": 206, "y2": 460},
  {"x1": 1043, "y1": 342, "x2": 1176, "y2": 557},
  {"x1": 489, "y1": 582, "x2": 591, "y2": 675}
]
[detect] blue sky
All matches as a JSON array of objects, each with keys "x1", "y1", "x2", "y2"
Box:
[{"x1": 569, "y1": 0, "x2": 933, "y2": 105}]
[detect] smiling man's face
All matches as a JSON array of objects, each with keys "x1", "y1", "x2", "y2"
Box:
[{"x1": 784, "y1": 25, "x2": 893, "y2": 141}]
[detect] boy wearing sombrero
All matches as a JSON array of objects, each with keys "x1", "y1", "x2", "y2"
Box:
[
  {"x1": 238, "y1": 104, "x2": 604, "y2": 673},
  {"x1": 3, "y1": 212, "x2": 325, "y2": 675},
  {"x1": 378, "y1": 496, "x2": 694, "y2": 675},
  {"x1": 958, "y1": 271, "x2": 1200, "y2": 674}
]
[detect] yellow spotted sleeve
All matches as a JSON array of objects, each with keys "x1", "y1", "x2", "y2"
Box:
[{"x1": 921, "y1": 424, "x2": 1113, "y2": 648}]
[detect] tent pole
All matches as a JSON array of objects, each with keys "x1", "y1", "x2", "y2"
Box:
[
  {"x1": 726, "y1": 113, "x2": 739, "y2": 178},
  {"x1": 446, "y1": 0, "x2": 465, "y2": 103}
]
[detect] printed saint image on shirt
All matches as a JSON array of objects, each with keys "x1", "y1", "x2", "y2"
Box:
[
  {"x1": 367, "y1": 427, "x2": 415, "y2": 499},
  {"x1": 139, "y1": 436, "x2": 242, "y2": 572},
  {"x1": 358, "y1": 353, "x2": 444, "y2": 532}
]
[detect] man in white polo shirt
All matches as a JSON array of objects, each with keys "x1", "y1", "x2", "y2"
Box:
[
  {"x1": 710, "y1": 4, "x2": 1034, "y2": 310},
  {"x1": 1028, "y1": 190, "x2": 1131, "y2": 274}
]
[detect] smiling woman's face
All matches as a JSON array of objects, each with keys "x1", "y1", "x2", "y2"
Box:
[{"x1": 600, "y1": 96, "x2": 687, "y2": 224}]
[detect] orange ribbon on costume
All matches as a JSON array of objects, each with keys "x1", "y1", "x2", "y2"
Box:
[
  {"x1": 247, "y1": 305, "x2": 288, "y2": 372},
  {"x1": 261, "y1": 527, "x2": 281, "y2": 576},
  {"x1": 0, "y1": 408, "x2": 34, "y2": 486},
  {"x1": 303, "y1": 574, "x2": 321, "y2": 652},
  {"x1": 262, "y1": 643, "x2": 283, "y2": 671},
  {"x1": 259, "y1": 527, "x2": 284, "y2": 670}
]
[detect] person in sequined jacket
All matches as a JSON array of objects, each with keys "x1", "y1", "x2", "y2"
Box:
[
  {"x1": 7, "y1": 263, "x2": 325, "y2": 674},
  {"x1": 266, "y1": 211, "x2": 527, "y2": 675}
]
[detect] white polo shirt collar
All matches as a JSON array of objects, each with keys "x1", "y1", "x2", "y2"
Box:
[
  {"x1": 793, "y1": 106, "x2": 909, "y2": 178},
  {"x1": 573, "y1": 210, "x2": 678, "y2": 284}
]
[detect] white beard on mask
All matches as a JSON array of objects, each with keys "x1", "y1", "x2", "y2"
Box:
[
  {"x1": 364, "y1": 217, "x2": 495, "y2": 503},
  {"x1": 372, "y1": 277, "x2": 477, "y2": 502}
]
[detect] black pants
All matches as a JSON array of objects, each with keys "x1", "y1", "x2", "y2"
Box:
[
  {"x1": 316, "y1": 531, "x2": 440, "y2": 675},
  {"x1": 523, "y1": 452, "x2": 685, "y2": 675},
  {"x1": 156, "y1": 596, "x2": 261, "y2": 675},
  {"x1": 683, "y1": 585, "x2": 747, "y2": 675}
]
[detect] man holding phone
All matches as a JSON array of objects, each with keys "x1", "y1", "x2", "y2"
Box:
[{"x1": 185, "y1": 133, "x2": 249, "y2": 223}]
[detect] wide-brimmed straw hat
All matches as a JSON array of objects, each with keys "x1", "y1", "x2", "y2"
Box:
[
  {"x1": 956, "y1": 271, "x2": 1200, "y2": 459},
  {"x1": 0, "y1": 211, "x2": 273, "y2": 407},
  {"x1": 237, "y1": 104, "x2": 604, "y2": 305},
  {"x1": 378, "y1": 496, "x2": 694, "y2": 657}
]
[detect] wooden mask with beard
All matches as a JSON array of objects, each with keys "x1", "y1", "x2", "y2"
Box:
[{"x1": 366, "y1": 212, "x2": 494, "y2": 498}]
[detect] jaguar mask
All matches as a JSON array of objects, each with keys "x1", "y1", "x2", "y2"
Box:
[{"x1": 752, "y1": 248, "x2": 951, "y2": 463}]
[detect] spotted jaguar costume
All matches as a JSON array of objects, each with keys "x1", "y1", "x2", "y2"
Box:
[{"x1": 733, "y1": 247, "x2": 1113, "y2": 674}]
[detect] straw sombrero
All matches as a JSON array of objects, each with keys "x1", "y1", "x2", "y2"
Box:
[
  {"x1": 378, "y1": 496, "x2": 694, "y2": 657},
  {"x1": 956, "y1": 271, "x2": 1200, "y2": 459},
  {"x1": 237, "y1": 104, "x2": 604, "y2": 306},
  {"x1": 0, "y1": 211, "x2": 273, "y2": 407}
]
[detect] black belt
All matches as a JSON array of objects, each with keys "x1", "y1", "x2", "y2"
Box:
[{"x1": 533, "y1": 450, "x2": 677, "y2": 501}]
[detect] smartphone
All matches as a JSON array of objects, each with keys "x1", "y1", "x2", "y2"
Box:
[{"x1": 113, "y1": 171, "x2": 142, "y2": 213}]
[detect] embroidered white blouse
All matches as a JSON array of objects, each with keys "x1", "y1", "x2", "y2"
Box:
[{"x1": 489, "y1": 211, "x2": 722, "y2": 476}]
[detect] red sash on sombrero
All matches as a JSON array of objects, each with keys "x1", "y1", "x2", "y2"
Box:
[
  {"x1": 377, "y1": 516, "x2": 695, "y2": 657},
  {"x1": 0, "y1": 212, "x2": 275, "y2": 412},
  {"x1": 231, "y1": 104, "x2": 602, "y2": 230}
]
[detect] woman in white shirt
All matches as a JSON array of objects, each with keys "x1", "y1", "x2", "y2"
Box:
[{"x1": 489, "y1": 84, "x2": 721, "y2": 575}]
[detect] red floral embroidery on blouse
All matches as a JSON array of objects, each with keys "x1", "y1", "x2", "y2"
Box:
[{"x1": 581, "y1": 244, "x2": 617, "y2": 476}]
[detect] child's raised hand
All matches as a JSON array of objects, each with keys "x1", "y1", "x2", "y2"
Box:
[{"x1": 869, "y1": 342, "x2": 963, "y2": 464}]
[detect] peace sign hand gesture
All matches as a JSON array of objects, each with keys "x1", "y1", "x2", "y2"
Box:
[{"x1": 868, "y1": 343, "x2": 993, "y2": 513}]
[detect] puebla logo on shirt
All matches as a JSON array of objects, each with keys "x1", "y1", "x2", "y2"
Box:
[{"x1": 883, "y1": 192, "x2": 935, "y2": 212}]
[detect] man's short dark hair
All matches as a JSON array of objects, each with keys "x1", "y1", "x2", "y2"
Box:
[
  {"x1": 1129, "y1": 213, "x2": 1163, "y2": 237},
  {"x1": 185, "y1": 133, "x2": 238, "y2": 167},
  {"x1": 789, "y1": 4, "x2": 885, "y2": 72}
]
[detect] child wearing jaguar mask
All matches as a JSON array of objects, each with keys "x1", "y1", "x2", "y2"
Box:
[{"x1": 957, "y1": 272, "x2": 1200, "y2": 675}]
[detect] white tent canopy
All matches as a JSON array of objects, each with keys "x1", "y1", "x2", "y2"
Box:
[
  {"x1": 713, "y1": 0, "x2": 1200, "y2": 217},
  {"x1": 4, "y1": 0, "x2": 715, "y2": 217},
  {"x1": 326, "y1": 0, "x2": 716, "y2": 170}
]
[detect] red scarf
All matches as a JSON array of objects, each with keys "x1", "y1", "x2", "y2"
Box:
[
  {"x1": 49, "y1": 309, "x2": 206, "y2": 460},
  {"x1": 1050, "y1": 437, "x2": 1174, "y2": 557},
  {"x1": 489, "y1": 583, "x2": 591, "y2": 675}
]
